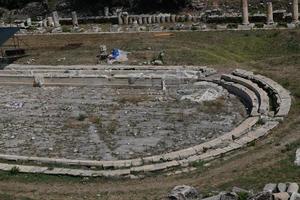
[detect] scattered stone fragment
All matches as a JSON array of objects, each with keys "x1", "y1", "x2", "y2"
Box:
[
  {"x1": 220, "y1": 192, "x2": 238, "y2": 200},
  {"x1": 168, "y1": 185, "x2": 200, "y2": 200},
  {"x1": 202, "y1": 194, "x2": 221, "y2": 200},
  {"x1": 273, "y1": 192, "x2": 290, "y2": 200},
  {"x1": 248, "y1": 192, "x2": 272, "y2": 200},
  {"x1": 232, "y1": 187, "x2": 252, "y2": 194},
  {"x1": 263, "y1": 183, "x2": 277, "y2": 193}
]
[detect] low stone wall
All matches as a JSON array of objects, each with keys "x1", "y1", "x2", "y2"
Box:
[
  {"x1": 232, "y1": 69, "x2": 291, "y2": 117},
  {"x1": 219, "y1": 80, "x2": 259, "y2": 116},
  {"x1": 221, "y1": 74, "x2": 269, "y2": 115}
]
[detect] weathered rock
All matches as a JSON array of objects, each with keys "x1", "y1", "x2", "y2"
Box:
[
  {"x1": 247, "y1": 192, "x2": 272, "y2": 200},
  {"x1": 203, "y1": 194, "x2": 221, "y2": 200},
  {"x1": 232, "y1": 187, "x2": 252, "y2": 194},
  {"x1": 277, "y1": 183, "x2": 287, "y2": 193},
  {"x1": 295, "y1": 149, "x2": 300, "y2": 166},
  {"x1": 290, "y1": 192, "x2": 300, "y2": 200},
  {"x1": 287, "y1": 183, "x2": 299, "y2": 194},
  {"x1": 33, "y1": 75, "x2": 44, "y2": 87},
  {"x1": 168, "y1": 185, "x2": 200, "y2": 200},
  {"x1": 220, "y1": 192, "x2": 238, "y2": 200},
  {"x1": 263, "y1": 183, "x2": 277, "y2": 193},
  {"x1": 273, "y1": 192, "x2": 290, "y2": 200}
]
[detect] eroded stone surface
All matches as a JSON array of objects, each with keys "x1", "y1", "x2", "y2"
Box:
[{"x1": 0, "y1": 83, "x2": 246, "y2": 161}]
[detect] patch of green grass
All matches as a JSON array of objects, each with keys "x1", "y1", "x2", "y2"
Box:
[{"x1": 218, "y1": 140, "x2": 300, "y2": 191}]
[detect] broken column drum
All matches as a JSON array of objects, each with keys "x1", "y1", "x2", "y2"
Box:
[{"x1": 241, "y1": 0, "x2": 250, "y2": 25}]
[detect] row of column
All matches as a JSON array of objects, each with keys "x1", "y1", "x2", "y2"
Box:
[
  {"x1": 46, "y1": 0, "x2": 299, "y2": 28},
  {"x1": 242, "y1": 0, "x2": 299, "y2": 25},
  {"x1": 117, "y1": 14, "x2": 198, "y2": 25},
  {"x1": 45, "y1": 11, "x2": 79, "y2": 27}
]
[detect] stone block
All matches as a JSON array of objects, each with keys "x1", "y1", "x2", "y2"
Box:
[
  {"x1": 278, "y1": 183, "x2": 287, "y2": 193},
  {"x1": 263, "y1": 183, "x2": 277, "y2": 193},
  {"x1": 273, "y1": 192, "x2": 290, "y2": 200},
  {"x1": 290, "y1": 193, "x2": 300, "y2": 200},
  {"x1": 287, "y1": 183, "x2": 299, "y2": 194},
  {"x1": 295, "y1": 149, "x2": 300, "y2": 166},
  {"x1": 238, "y1": 23, "x2": 255, "y2": 30}
]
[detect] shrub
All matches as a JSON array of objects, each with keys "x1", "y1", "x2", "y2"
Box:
[{"x1": 10, "y1": 166, "x2": 20, "y2": 175}]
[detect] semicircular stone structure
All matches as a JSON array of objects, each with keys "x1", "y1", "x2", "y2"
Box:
[{"x1": 0, "y1": 65, "x2": 292, "y2": 178}]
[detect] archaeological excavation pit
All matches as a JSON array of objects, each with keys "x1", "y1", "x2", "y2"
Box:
[
  {"x1": 0, "y1": 66, "x2": 246, "y2": 161},
  {"x1": 0, "y1": 65, "x2": 291, "y2": 177}
]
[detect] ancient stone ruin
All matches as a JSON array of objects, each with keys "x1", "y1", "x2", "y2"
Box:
[{"x1": 0, "y1": 64, "x2": 291, "y2": 178}]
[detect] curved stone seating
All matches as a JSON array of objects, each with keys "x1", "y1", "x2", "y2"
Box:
[
  {"x1": 221, "y1": 74, "x2": 269, "y2": 115},
  {"x1": 218, "y1": 80, "x2": 260, "y2": 116},
  {"x1": 232, "y1": 69, "x2": 291, "y2": 117},
  {"x1": 0, "y1": 66, "x2": 291, "y2": 177}
]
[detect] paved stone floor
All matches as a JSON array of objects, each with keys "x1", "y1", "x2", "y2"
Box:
[{"x1": 0, "y1": 82, "x2": 246, "y2": 161}]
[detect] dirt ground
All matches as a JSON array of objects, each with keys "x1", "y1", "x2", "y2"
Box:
[{"x1": 0, "y1": 30, "x2": 300, "y2": 200}]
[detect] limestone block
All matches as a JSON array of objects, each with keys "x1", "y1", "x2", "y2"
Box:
[
  {"x1": 290, "y1": 193, "x2": 300, "y2": 200},
  {"x1": 273, "y1": 192, "x2": 290, "y2": 200},
  {"x1": 278, "y1": 183, "x2": 287, "y2": 193},
  {"x1": 287, "y1": 183, "x2": 299, "y2": 194},
  {"x1": 168, "y1": 185, "x2": 200, "y2": 200}
]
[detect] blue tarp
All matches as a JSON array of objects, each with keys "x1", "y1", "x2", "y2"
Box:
[{"x1": 0, "y1": 27, "x2": 20, "y2": 47}]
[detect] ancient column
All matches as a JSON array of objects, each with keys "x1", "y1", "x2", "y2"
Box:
[
  {"x1": 104, "y1": 7, "x2": 109, "y2": 17},
  {"x1": 160, "y1": 15, "x2": 166, "y2": 23},
  {"x1": 155, "y1": 15, "x2": 160, "y2": 23},
  {"x1": 148, "y1": 16, "x2": 152, "y2": 24},
  {"x1": 152, "y1": 15, "x2": 156, "y2": 23},
  {"x1": 26, "y1": 18, "x2": 32, "y2": 26},
  {"x1": 187, "y1": 14, "x2": 192, "y2": 22},
  {"x1": 292, "y1": 0, "x2": 299, "y2": 23},
  {"x1": 165, "y1": 15, "x2": 171, "y2": 23},
  {"x1": 241, "y1": 0, "x2": 249, "y2": 25},
  {"x1": 128, "y1": 17, "x2": 133, "y2": 24},
  {"x1": 72, "y1": 11, "x2": 79, "y2": 27},
  {"x1": 138, "y1": 17, "x2": 143, "y2": 25},
  {"x1": 47, "y1": 16, "x2": 54, "y2": 27},
  {"x1": 52, "y1": 11, "x2": 60, "y2": 27},
  {"x1": 117, "y1": 12, "x2": 123, "y2": 25},
  {"x1": 123, "y1": 15, "x2": 129, "y2": 25},
  {"x1": 171, "y1": 14, "x2": 176, "y2": 23},
  {"x1": 266, "y1": 2, "x2": 274, "y2": 24},
  {"x1": 142, "y1": 16, "x2": 148, "y2": 24}
]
